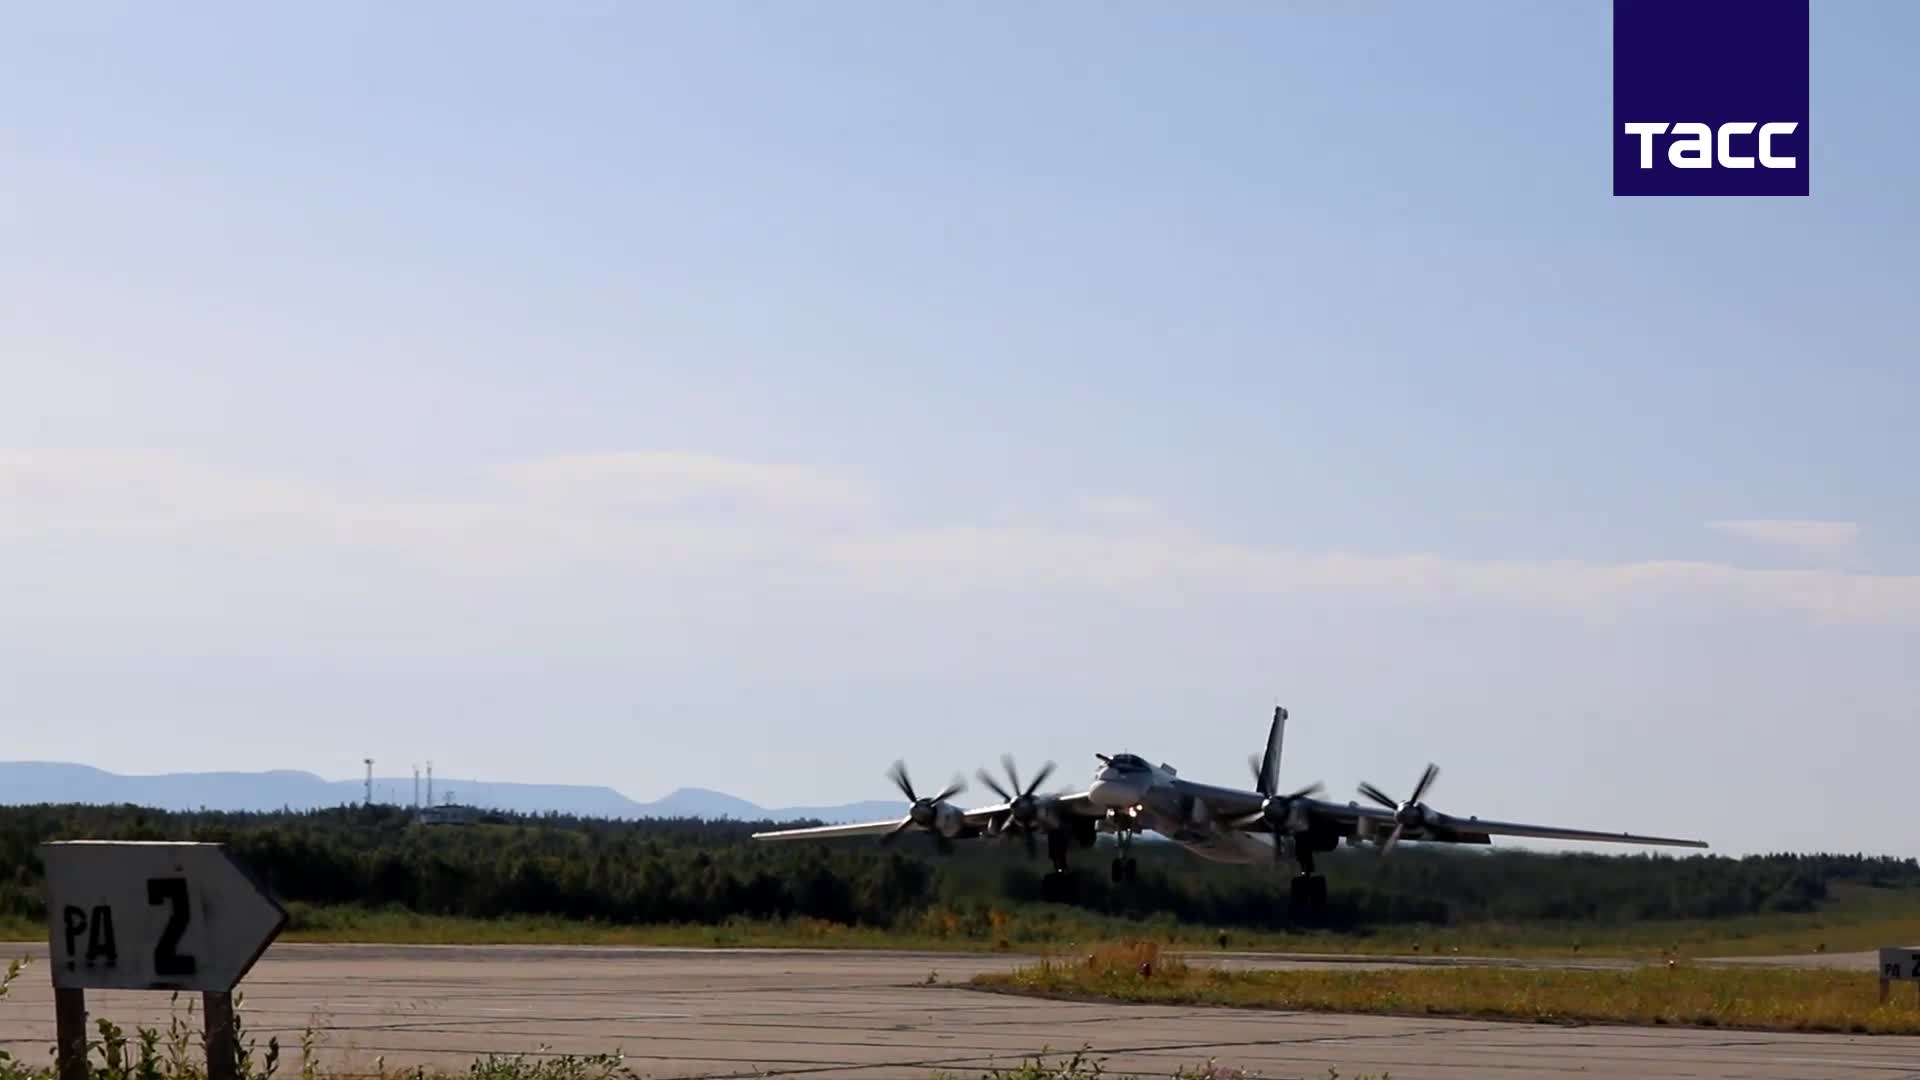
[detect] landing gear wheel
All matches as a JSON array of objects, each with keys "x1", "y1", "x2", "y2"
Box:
[
  {"x1": 1289, "y1": 873, "x2": 1327, "y2": 909},
  {"x1": 1111, "y1": 856, "x2": 1139, "y2": 884},
  {"x1": 1041, "y1": 870, "x2": 1072, "y2": 903}
]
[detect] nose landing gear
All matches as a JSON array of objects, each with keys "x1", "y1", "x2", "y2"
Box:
[{"x1": 1110, "y1": 823, "x2": 1139, "y2": 883}]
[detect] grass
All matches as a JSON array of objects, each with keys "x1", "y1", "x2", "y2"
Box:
[
  {"x1": 5, "y1": 885, "x2": 1917, "y2": 960},
  {"x1": 0, "y1": 908, "x2": 1069, "y2": 953},
  {"x1": 973, "y1": 940, "x2": 1920, "y2": 1035}
]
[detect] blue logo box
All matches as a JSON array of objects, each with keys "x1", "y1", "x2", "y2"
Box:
[{"x1": 1613, "y1": 0, "x2": 1809, "y2": 196}]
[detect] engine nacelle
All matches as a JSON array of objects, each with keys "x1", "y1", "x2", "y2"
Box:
[
  {"x1": 1252, "y1": 796, "x2": 1312, "y2": 835},
  {"x1": 1399, "y1": 803, "x2": 1436, "y2": 835},
  {"x1": 935, "y1": 802, "x2": 964, "y2": 837},
  {"x1": 1283, "y1": 800, "x2": 1311, "y2": 833}
]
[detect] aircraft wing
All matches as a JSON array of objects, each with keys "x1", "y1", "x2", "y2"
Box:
[
  {"x1": 750, "y1": 817, "x2": 916, "y2": 841},
  {"x1": 1048, "y1": 791, "x2": 1100, "y2": 817},
  {"x1": 1298, "y1": 799, "x2": 1706, "y2": 850},
  {"x1": 1428, "y1": 814, "x2": 1708, "y2": 848}
]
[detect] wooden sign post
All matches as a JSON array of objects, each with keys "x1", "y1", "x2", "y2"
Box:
[{"x1": 40, "y1": 841, "x2": 288, "y2": 1080}]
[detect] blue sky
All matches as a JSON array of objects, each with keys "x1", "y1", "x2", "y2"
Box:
[{"x1": 3, "y1": 3, "x2": 1915, "y2": 857}]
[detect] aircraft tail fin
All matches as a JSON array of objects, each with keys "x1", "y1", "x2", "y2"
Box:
[{"x1": 1256, "y1": 705, "x2": 1286, "y2": 796}]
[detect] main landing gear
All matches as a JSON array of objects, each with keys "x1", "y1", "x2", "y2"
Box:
[
  {"x1": 1289, "y1": 874, "x2": 1327, "y2": 907},
  {"x1": 1288, "y1": 845, "x2": 1327, "y2": 909},
  {"x1": 1048, "y1": 828, "x2": 1071, "y2": 874}
]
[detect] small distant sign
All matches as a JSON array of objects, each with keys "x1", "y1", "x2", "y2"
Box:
[
  {"x1": 1881, "y1": 947, "x2": 1920, "y2": 982},
  {"x1": 40, "y1": 841, "x2": 286, "y2": 993}
]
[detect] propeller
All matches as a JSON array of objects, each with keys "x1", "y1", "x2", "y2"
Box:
[
  {"x1": 880, "y1": 760, "x2": 967, "y2": 849},
  {"x1": 977, "y1": 754, "x2": 1057, "y2": 859},
  {"x1": 1228, "y1": 780, "x2": 1326, "y2": 861},
  {"x1": 1357, "y1": 762, "x2": 1440, "y2": 857},
  {"x1": 1228, "y1": 705, "x2": 1324, "y2": 864}
]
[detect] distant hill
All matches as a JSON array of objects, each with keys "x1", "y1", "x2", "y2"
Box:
[{"x1": 0, "y1": 762, "x2": 904, "y2": 824}]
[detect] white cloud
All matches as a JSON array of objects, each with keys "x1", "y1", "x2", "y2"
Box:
[
  {"x1": 1707, "y1": 519, "x2": 1862, "y2": 566},
  {"x1": 491, "y1": 452, "x2": 867, "y2": 513},
  {"x1": 0, "y1": 447, "x2": 817, "y2": 580},
  {"x1": 3, "y1": 450, "x2": 1917, "y2": 629},
  {"x1": 837, "y1": 526, "x2": 1920, "y2": 625}
]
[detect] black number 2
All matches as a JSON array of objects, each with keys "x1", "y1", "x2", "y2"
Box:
[{"x1": 147, "y1": 877, "x2": 196, "y2": 977}]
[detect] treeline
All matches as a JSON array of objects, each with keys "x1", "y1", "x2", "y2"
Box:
[{"x1": 1, "y1": 804, "x2": 1914, "y2": 933}]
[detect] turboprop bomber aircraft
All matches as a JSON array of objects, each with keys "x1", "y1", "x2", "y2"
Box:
[{"x1": 752, "y1": 706, "x2": 1708, "y2": 906}]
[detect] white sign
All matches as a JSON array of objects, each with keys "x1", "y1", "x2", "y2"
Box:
[
  {"x1": 1880, "y1": 947, "x2": 1920, "y2": 982},
  {"x1": 41, "y1": 841, "x2": 286, "y2": 992}
]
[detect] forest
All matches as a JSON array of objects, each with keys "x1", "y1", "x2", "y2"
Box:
[{"x1": 2, "y1": 803, "x2": 1915, "y2": 935}]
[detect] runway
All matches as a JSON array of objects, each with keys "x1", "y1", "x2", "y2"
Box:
[{"x1": 3, "y1": 943, "x2": 1916, "y2": 1079}]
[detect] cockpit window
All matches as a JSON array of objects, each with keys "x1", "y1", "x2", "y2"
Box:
[{"x1": 1108, "y1": 754, "x2": 1150, "y2": 771}]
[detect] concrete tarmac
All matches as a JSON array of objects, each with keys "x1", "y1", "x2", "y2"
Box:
[{"x1": 3, "y1": 943, "x2": 1917, "y2": 1079}]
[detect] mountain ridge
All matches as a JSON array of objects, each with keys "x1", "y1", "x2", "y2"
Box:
[{"x1": 0, "y1": 761, "x2": 904, "y2": 824}]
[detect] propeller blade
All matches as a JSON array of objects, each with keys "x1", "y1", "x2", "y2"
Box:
[
  {"x1": 1001, "y1": 754, "x2": 1022, "y2": 797},
  {"x1": 1410, "y1": 763, "x2": 1439, "y2": 805},
  {"x1": 887, "y1": 760, "x2": 918, "y2": 803},
  {"x1": 1358, "y1": 781, "x2": 1398, "y2": 810},
  {"x1": 880, "y1": 817, "x2": 915, "y2": 844},
  {"x1": 1248, "y1": 754, "x2": 1263, "y2": 788},
  {"x1": 1024, "y1": 760, "x2": 1055, "y2": 797},
  {"x1": 1288, "y1": 781, "x2": 1324, "y2": 800},
  {"x1": 932, "y1": 776, "x2": 967, "y2": 804},
  {"x1": 1382, "y1": 822, "x2": 1405, "y2": 857},
  {"x1": 1227, "y1": 810, "x2": 1265, "y2": 829},
  {"x1": 1023, "y1": 829, "x2": 1037, "y2": 860},
  {"x1": 977, "y1": 768, "x2": 1013, "y2": 803}
]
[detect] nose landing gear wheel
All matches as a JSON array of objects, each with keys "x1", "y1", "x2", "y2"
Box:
[{"x1": 1110, "y1": 856, "x2": 1138, "y2": 883}]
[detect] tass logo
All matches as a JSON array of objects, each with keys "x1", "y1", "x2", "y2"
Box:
[
  {"x1": 1613, "y1": 0, "x2": 1809, "y2": 196},
  {"x1": 1622, "y1": 122, "x2": 1800, "y2": 170}
]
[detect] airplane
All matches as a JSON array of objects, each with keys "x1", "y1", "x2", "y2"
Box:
[{"x1": 751, "y1": 705, "x2": 1709, "y2": 906}]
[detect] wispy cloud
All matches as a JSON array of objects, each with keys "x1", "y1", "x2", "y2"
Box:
[
  {"x1": 3, "y1": 450, "x2": 1917, "y2": 628},
  {"x1": 839, "y1": 526, "x2": 1920, "y2": 624},
  {"x1": 492, "y1": 452, "x2": 867, "y2": 513},
  {"x1": 1707, "y1": 519, "x2": 1862, "y2": 566}
]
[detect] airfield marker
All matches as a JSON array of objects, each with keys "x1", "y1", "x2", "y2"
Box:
[
  {"x1": 40, "y1": 841, "x2": 288, "y2": 1080},
  {"x1": 1878, "y1": 946, "x2": 1920, "y2": 1006}
]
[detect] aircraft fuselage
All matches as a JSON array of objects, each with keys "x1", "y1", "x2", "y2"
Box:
[{"x1": 1090, "y1": 760, "x2": 1280, "y2": 864}]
